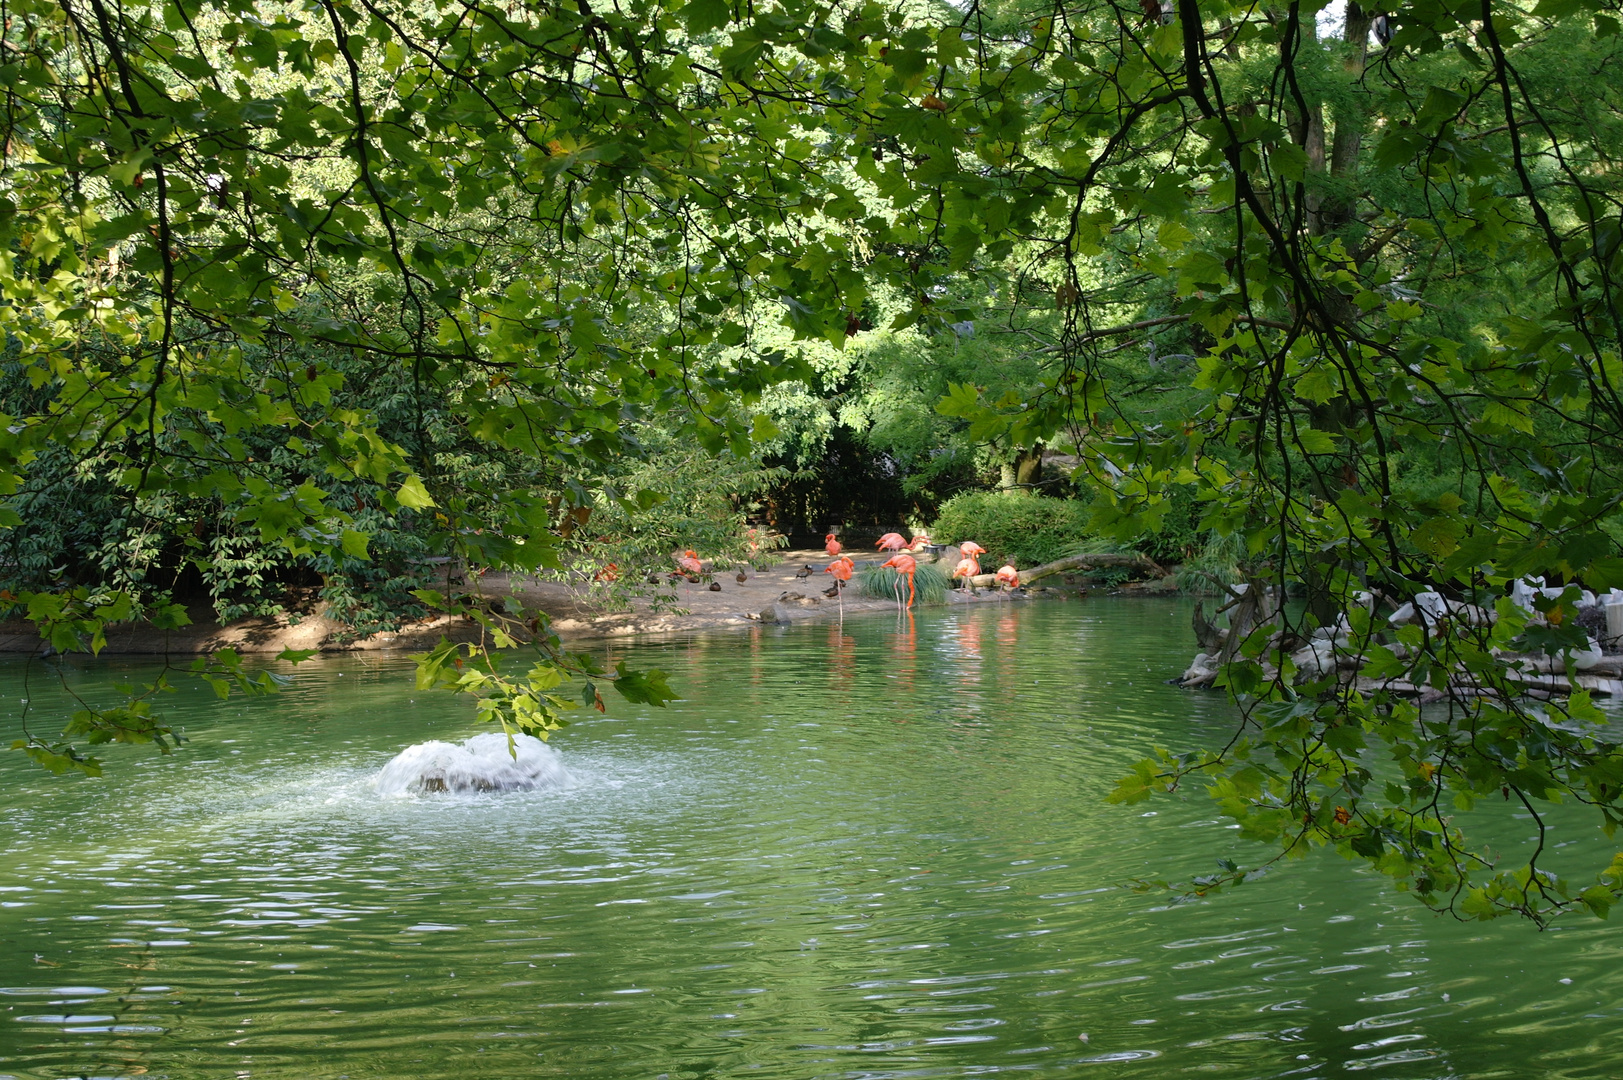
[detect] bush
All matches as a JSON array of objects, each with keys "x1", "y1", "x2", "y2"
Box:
[
  {"x1": 1136, "y1": 486, "x2": 1204, "y2": 564},
  {"x1": 1173, "y1": 532, "x2": 1245, "y2": 595},
  {"x1": 855, "y1": 560, "x2": 951, "y2": 605},
  {"x1": 929, "y1": 492, "x2": 1092, "y2": 568}
]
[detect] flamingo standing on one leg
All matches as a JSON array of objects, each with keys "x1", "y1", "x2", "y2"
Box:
[
  {"x1": 825, "y1": 532, "x2": 842, "y2": 557},
  {"x1": 825, "y1": 555, "x2": 854, "y2": 623},
  {"x1": 675, "y1": 548, "x2": 702, "y2": 606},
  {"x1": 882, "y1": 553, "x2": 918, "y2": 610}
]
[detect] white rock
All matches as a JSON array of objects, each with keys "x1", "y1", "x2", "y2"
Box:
[
  {"x1": 1415, "y1": 590, "x2": 1446, "y2": 620},
  {"x1": 1573, "y1": 637, "x2": 1605, "y2": 671},
  {"x1": 1290, "y1": 639, "x2": 1336, "y2": 680},
  {"x1": 1181, "y1": 653, "x2": 1217, "y2": 683}
]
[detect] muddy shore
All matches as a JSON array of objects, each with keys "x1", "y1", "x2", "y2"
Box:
[{"x1": 0, "y1": 551, "x2": 1180, "y2": 656}]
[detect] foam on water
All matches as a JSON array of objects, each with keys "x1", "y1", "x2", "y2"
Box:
[{"x1": 373, "y1": 731, "x2": 572, "y2": 796}]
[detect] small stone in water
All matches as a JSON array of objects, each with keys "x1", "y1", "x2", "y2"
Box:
[{"x1": 1078, "y1": 1033, "x2": 1089, "y2": 1042}]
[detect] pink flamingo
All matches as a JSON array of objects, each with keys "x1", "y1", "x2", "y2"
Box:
[
  {"x1": 958, "y1": 540, "x2": 986, "y2": 560},
  {"x1": 825, "y1": 555, "x2": 854, "y2": 622},
  {"x1": 876, "y1": 532, "x2": 906, "y2": 552},
  {"x1": 825, "y1": 532, "x2": 842, "y2": 557},
  {"x1": 881, "y1": 552, "x2": 918, "y2": 609},
  {"x1": 907, "y1": 532, "x2": 932, "y2": 551},
  {"x1": 952, "y1": 556, "x2": 981, "y2": 589},
  {"x1": 995, "y1": 564, "x2": 1019, "y2": 595},
  {"x1": 675, "y1": 548, "x2": 702, "y2": 604}
]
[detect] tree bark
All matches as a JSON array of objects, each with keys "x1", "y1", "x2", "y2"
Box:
[
  {"x1": 1322, "y1": 3, "x2": 1376, "y2": 233},
  {"x1": 963, "y1": 551, "x2": 1164, "y2": 589}
]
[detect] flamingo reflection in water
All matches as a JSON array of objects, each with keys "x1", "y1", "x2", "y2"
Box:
[
  {"x1": 996, "y1": 609, "x2": 1021, "y2": 675},
  {"x1": 957, "y1": 613, "x2": 984, "y2": 664},
  {"x1": 889, "y1": 610, "x2": 918, "y2": 696},
  {"x1": 825, "y1": 622, "x2": 857, "y2": 689}
]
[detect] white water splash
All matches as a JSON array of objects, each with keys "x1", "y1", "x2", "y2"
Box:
[{"x1": 374, "y1": 732, "x2": 572, "y2": 796}]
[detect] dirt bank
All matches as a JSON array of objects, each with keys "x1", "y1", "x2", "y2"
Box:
[{"x1": 0, "y1": 550, "x2": 1148, "y2": 656}]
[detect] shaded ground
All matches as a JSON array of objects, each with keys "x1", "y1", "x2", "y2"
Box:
[{"x1": 0, "y1": 550, "x2": 1163, "y2": 655}]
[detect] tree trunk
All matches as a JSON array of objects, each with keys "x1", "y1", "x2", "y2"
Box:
[
  {"x1": 1322, "y1": 3, "x2": 1375, "y2": 233},
  {"x1": 999, "y1": 443, "x2": 1044, "y2": 492},
  {"x1": 964, "y1": 551, "x2": 1164, "y2": 589},
  {"x1": 1281, "y1": 11, "x2": 1328, "y2": 233},
  {"x1": 1015, "y1": 443, "x2": 1043, "y2": 489}
]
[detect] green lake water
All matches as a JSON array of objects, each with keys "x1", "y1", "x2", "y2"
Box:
[{"x1": 0, "y1": 598, "x2": 1619, "y2": 1079}]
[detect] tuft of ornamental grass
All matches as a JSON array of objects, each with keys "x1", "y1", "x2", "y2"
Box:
[{"x1": 855, "y1": 560, "x2": 951, "y2": 605}]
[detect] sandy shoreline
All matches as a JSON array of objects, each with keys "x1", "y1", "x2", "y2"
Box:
[{"x1": 0, "y1": 550, "x2": 1165, "y2": 656}]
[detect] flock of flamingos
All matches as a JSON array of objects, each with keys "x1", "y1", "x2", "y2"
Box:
[
  {"x1": 652, "y1": 531, "x2": 1021, "y2": 616},
  {"x1": 822, "y1": 531, "x2": 1020, "y2": 610}
]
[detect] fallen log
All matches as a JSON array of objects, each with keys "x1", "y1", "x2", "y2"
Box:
[{"x1": 964, "y1": 552, "x2": 1165, "y2": 590}]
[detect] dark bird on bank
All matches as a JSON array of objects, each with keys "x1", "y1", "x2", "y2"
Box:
[
  {"x1": 647, "y1": 574, "x2": 661, "y2": 585},
  {"x1": 794, "y1": 564, "x2": 813, "y2": 580},
  {"x1": 736, "y1": 570, "x2": 748, "y2": 584},
  {"x1": 823, "y1": 584, "x2": 840, "y2": 598},
  {"x1": 708, "y1": 581, "x2": 722, "y2": 592}
]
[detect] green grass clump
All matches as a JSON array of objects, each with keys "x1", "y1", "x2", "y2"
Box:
[
  {"x1": 1173, "y1": 532, "x2": 1245, "y2": 595},
  {"x1": 930, "y1": 492, "x2": 1093, "y2": 567},
  {"x1": 855, "y1": 560, "x2": 951, "y2": 605}
]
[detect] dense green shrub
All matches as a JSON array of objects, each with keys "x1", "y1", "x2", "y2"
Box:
[
  {"x1": 1135, "y1": 486, "x2": 1204, "y2": 564},
  {"x1": 929, "y1": 492, "x2": 1092, "y2": 568},
  {"x1": 855, "y1": 560, "x2": 951, "y2": 605}
]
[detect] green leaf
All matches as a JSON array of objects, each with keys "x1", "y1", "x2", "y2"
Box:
[
  {"x1": 681, "y1": 0, "x2": 731, "y2": 33},
  {"x1": 339, "y1": 528, "x2": 371, "y2": 559},
  {"x1": 612, "y1": 662, "x2": 679, "y2": 707},
  {"x1": 396, "y1": 475, "x2": 436, "y2": 509}
]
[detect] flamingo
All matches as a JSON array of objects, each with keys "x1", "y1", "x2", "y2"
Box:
[
  {"x1": 907, "y1": 532, "x2": 931, "y2": 551},
  {"x1": 995, "y1": 564, "x2": 1019, "y2": 592},
  {"x1": 881, "y1": 552, "x2": 918, "y2": 609},
  {"x1": 825, "y1": 532, "x2": 842, "y2": 557},
  {"x1": 825, "y1": 555, "x2": 854, "y2": 622},
  {"x1": 952, "y1": 556, "x2": 981, "y2": 588},
  {"x1": 592, "y1": 562, "x2": 619, "y2": 583},
  {"x1": 876, "y1": 532, "x2": 906, "y2": 551},
  {"x1": 959, "y1": 540, "x2": 986, "y2": 560},
  {"x1": 675, "y1": 549, "x2": 702, "y2": 604}
]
